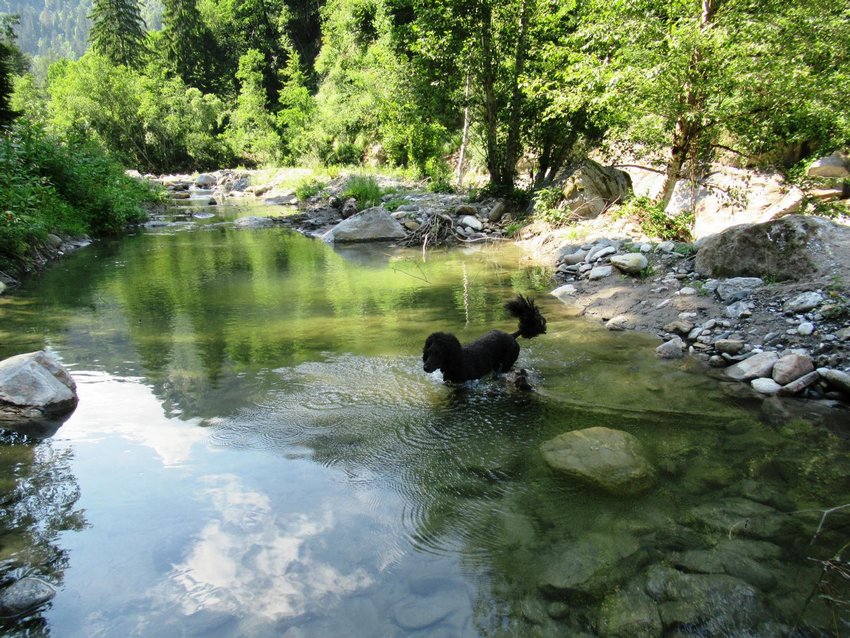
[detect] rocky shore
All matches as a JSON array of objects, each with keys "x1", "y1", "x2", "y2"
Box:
[{"x1": 145, "y1": 165, "x2": 850, "y2": 414}]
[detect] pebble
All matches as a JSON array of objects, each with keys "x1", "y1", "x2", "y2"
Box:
[{"x1": 797, "y1": 322, "x2": 815, "y2": 336}]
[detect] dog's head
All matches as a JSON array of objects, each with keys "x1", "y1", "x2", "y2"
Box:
[{"x1": 422, "y1": 332, "x2": 461, "y2": 374}]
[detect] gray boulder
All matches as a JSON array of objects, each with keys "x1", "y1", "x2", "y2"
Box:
[
  {"x1": 656, "y1": 337, "x2": 685, "y2": 359},
  {"x1": 716, "y1": 277, "x2": 764, "y2": 303},
  {"x1": 194, "y1": 173, "x2": 217, "y2": 187},
  {"x1": 323, "y1": 207, "x2": 406, "y2": 243},
  {"x1": 0, "y1": 351, "x2": 78, "y2": 434},
  {"x1": 724, "y1": 352, "x2": 779, "y2": 382},
  {"x1": 540, "y1": 427, "x2": 656, "y2": 494},
  {"x1": 695, "y1": 215, "x2": 850, "y2": 281},
  {"x1": 783, "y1": 291, "x2": 823, "y2": 314},
  {"x1": 556, "y1": 159, "x2": 633, "y2": 219},
  {"x1": 610, "y1": 253, "x2": 648, "y2": 275},
  {"x1": 818, "y1": 367, "x2": 850, "y2": 394}
]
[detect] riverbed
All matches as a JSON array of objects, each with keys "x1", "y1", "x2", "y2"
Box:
[{"x1": 0, "y1": 203, "x2": 847, "y2": 636}]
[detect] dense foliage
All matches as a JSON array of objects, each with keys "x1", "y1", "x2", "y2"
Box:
[
  {"x1": 2, "y1": 0, "x2": 849, "y2": 188},
  {"x1": 0, "y1": 120, "x2": 154, "y2": 274}
]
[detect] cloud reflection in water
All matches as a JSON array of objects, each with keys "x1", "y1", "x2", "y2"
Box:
[{"x1": 168, "y1": 474, "x2": 374, "y2": 621}]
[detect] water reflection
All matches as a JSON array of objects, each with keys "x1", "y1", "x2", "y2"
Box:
[{"x1": 0, "y1": 218, "x2": 847, "y2": 635}]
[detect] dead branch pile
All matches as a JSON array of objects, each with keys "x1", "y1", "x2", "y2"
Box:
[{"x1": 401, "y1": 214, "x2": 458, "y2": 249}]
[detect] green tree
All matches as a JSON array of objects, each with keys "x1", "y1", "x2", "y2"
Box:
[
  {"x1": 565, "y1": 0, "x2": 850, "y2": 207},
  {"x1": 89, "y1": 0, "x2": 148, "y2": 67},
  {"x1": 224, "y1": 48, "x2": 282, "y2": 164},
  {"x1": 160, "y1": 0, "x2": 218, "y2": 91},
  {"x1": 276, "y1": 48, "x2": 314, "y2": 162}
]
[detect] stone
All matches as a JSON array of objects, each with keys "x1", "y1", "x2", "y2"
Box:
[
  {"x1": 555, "y1": 159, "x2": 634, "y2": 219},
  {"x1": 194, "y1": 172, "x2": 217, "y2": 187},
  {"x1": 836, "y1": 327, "x2": 850, "y2": 340},
  {"x1": 323, "y1": 207, "x2": 407, "y2": 243},
  {"x1": 263, "y1": 192, "x2": 298, "y2": 205},
  {"x1": 540, "y1": 427, "x2": 656, "y2": 494},
  {"x1": 797, "y1": 321, "x2": 815, "y2": 336},
  {"x1": 0, "y1": 351, "x2": 78, "y2": 431},
  {"x1": 598, "y1": 581, "x2": 662, "y2": 638},
  {"x1": 551, "y1": 284, "x2": 578, "y2": 301},
  {"x1": 0, "y1": 281, "x2": 6, "y2": 295},
  {"x1": 685, "y1": 498, "x2": 795, "y2": 541},
  {"x1": 459, "y1": 215, "x2": 483, "y2": 231},
  {"x1": 559, "y1": 249, "x2": 588, "y2": 265},
  {"x1": 607, "y1": 315, "x2": 634, "y2": 331},
  {"x1": 403, "y1": 220, "x2": 420, "y2": 231},
  {"x1": 783, "y1": 291, "x2": 824, "y2": 314},
  {"x1": 657, "y1": 241, "x2": 675, "y2": 253},
  {"x1": 807, "y1": 152, "x2": 850, "y2": 178},
  {"x1": 677, "y1": 287, "x2": 697, "y2": 296},
  {"x1": 538, "y1": 532, "x2": 643, "y2": 598},
  {"x1": 751, "y1": 377, "x2": 781, "y2": 395},
  {"x1": 233, "y1": 216, "x2": 275, "y2": 228},
  {"x1": 587, "y1": 244, "x2": 617, "y2": 262},
  {"x1": 392, "y1": 590, "x2": 461, "y2": 630},
  {"x1": 772, "y1": 354, "x2": 814, "y2": 385},
  {"x1": 725, "y1": 301, "x2": 752, "y2": 319},
  {"x1": 714, "y1": 339, "x2": 744, "y2": 355},
  {"x1": 341, "y1": 197, "x2": 358, "y2": 218},
  {"x1": 488, "y1": 201, "x2": 506, "y2": 222},
  {"x1": 656, "y1": 337, "x2": 684, "y2": 359},
  {"x1": 695, "y1": 215, "x2": 850, "y2": 281},
  {"x1": 663, "y1": 320, "x2": 694, "y2": 336},
  {"x1": 716, "y1": 277, "x2": 764, "y2": 303},
  {"x1": 778, "y1": 371, "x2": 820, "y2": 396},
  {"x1": 454, "y1": 204, "x2": 478, "y2": 216},
  {"x1": 610, "y1": 253, "x2": 648, "y2": 274},
  {"x1": 588, "y1": 265, "x2": 614, "y2": 280},
  {"x1": 0, "y1": 578, "x2": 56, "y2": 617},
  {"x1": 818, "y1": 368, "x2": 850, "y2": 394},
  {"x1": 724, "y1": 351, "x2": 779, "y2": 381}
]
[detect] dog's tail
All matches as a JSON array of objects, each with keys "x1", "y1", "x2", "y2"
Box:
[{"x1": 506, "y1": 295, "x2": 547, "y2": 339}]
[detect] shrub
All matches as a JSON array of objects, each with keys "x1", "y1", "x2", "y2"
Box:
[
  {"x1": 618, "y1": 196, "x2": 694, "y2": 242},
  {"x1": 340, "y1": 175, "x2": 383, "y2": 210},
  {"x1": 0, "y1": 121, "x2": 156, "y2": 273}
]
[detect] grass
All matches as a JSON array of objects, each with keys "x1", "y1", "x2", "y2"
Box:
[{"x1": 340, "y1": 175, "x2": 383, "y2": 211}]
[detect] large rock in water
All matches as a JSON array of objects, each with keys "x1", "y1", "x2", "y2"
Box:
[
  {"x1": 555, "y1": 159, "x2": 633, "y2": 219},
  {"x1": 540, "y1": 427, "x2": 656, "y2": 494},
  {"x1": 0, "y1": 350, "x2": 78, "y2": 436},
  {"x1": 323, "y1": 207, "x2": 406, "y2": 243},
  {"x1": 695, "y1": 215, "x2": 850, "y2": 281}
]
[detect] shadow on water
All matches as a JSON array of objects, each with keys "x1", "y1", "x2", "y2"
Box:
[{"x1": 0, "y1": 214, "x2": 847, "y2": 635}]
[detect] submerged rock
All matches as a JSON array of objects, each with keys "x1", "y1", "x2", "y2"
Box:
[
  {"x1": 0, "y1": 577, "x2": 56, "y2": 617},
  {"x1": 0, "y1": 350, "x2": 78, "y2": 436},
  {"x1": 538, "y1": 532, "x2": 644, "y2": 599},
  {"x1": 598, "y1": 580, "x2": 662, "y2": 638},
  {"x1": 540, "y1": 427, "x2": 656, "y2": 494}
]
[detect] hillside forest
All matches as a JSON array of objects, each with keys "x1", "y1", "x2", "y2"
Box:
[{"x1": 0, "y1": 0, "x2": 848, "y2": 275}]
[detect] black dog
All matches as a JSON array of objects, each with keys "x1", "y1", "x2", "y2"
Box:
[{"x1": 422, "y1": 295, "x2": 547, "y2": 383}]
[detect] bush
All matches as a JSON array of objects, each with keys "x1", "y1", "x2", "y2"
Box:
[
  {"x1": 0, "y1": 121, "x2": 156, "y2": 273},
  {"x1": 340, "y1": 175, "x2": 382, "y2": 210},
  {"x1": 617, "y1": 196, "x2": 694, "y2": 242}
]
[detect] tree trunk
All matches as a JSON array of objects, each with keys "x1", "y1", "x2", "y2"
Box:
[
  {"x1": 501, "y1": 0, "x2": 531, "y2": 190},
  {"x1": 456, "y1": 71, "x2": 471, "y2": 187},
  {"x1": 655, "y1": 0, "x2": 720, "y2": 209}
]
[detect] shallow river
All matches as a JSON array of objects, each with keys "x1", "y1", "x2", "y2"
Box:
[{"x1": 0, "y1": 203, "x2": 848, "y2": 636}]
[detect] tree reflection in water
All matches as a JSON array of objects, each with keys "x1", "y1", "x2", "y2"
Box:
[{"x1": 0, "y1": 431, "x2": 86, "y2": 633}]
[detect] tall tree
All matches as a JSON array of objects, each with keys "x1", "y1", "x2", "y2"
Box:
[
  {"x1": 89, "y1": 0, "x2": 148, "y2": 67},
  {"x1": 566, "y1": 0, "x2": 850, "y2": 207},
  {"x1": 390, "y1": 0, "x2": 544, "y2": 192},
  {"x1": 160, "y1": 0, "x2": 217, "y2": 91}
]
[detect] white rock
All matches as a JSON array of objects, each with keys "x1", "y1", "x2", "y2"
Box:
[
  {"x1": 606, "y1": 315, "x2": 634, "y2": 331},
  {"x1": 677, "y1": 287, "x2": 697, "y2": 296},
  {"x1": 797, "y1": 322, "x2": 815, "y2": 336},
  {"x1": 807, "y1": 152, "x2": 850, "y2": 179},
  {"x1": 459, "y1": 215, "x2": 483, "y2": 231},
  {"x1": 751, "y1": 378, "x2": 782, "y2": 395}
]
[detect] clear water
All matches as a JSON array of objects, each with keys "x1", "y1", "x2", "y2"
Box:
[{"x1": 0, "y1": 205, "x2": 848, "y2": 637}]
